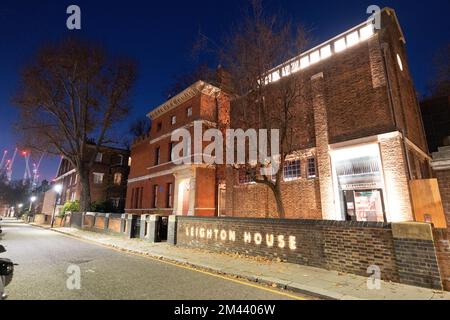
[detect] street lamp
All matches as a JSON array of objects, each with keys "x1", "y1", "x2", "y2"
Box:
[
  {"x1": 51, "y1": 184, "x2": 63, "y2": 228},
  {"x1": 29, "y1": 196, "x2": 37, "y2": 212}
]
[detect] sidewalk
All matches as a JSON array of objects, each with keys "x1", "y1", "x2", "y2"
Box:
[{"x1": 33, "y1": 223, "x2": 450, "y2": 300}]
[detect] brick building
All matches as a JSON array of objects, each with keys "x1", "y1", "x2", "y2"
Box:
[
  {"x1": 126, "y1": 80, "x2": 230, "y2": 216},
  {"x1": 54, "y1": 145, "x2": 130, "y2": 213},
  {"x1": 127, "y1": 8, "x2": 434, "y2": 224},
  {"x1": 225, "y1": 8, "x2": 430, "y2": 223}
]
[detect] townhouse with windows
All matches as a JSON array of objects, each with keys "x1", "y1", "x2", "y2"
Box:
[
  {"x1": 126, "y1": 80, "x2": 231, "y2": 216},
  {"x1": 52, "y1": 144, "x2": 130, "y2": 213}
]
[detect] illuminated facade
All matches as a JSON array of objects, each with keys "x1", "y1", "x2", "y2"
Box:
[
  {"x1": 127, "y1": 8, "x2": 430, "y2": 223},
  {"x1": 225, "y1": 7, "x2": 430, "y2": 223}
]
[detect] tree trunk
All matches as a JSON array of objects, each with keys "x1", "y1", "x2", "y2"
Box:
[
  {"x1": 79, "y1": 169, "x2": 91, "y2": 213},
  {"x1": 273, "y1": 186, "x2": 286, "y2": 219}
]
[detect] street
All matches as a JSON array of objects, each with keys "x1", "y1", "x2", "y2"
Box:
[{"x1": 0, "y1": 220, "x2": 309, "y2": 300}]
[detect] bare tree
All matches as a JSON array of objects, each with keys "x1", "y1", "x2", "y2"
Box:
[
  {"x1": 129, "y1": 117, "x2": 151, "y2": 138},
  {"x1": 13, "y1": 38, "x2": 136, "y2": 212},
  {"x1": 218, "y1": 1, "x2": 308, "y2": 218},
  {"x1": 428, "y1": 43, "x2": 450, "y2": 97}
]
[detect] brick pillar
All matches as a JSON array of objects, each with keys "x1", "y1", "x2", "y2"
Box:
[
  {"x1": 139, "y1": 214, "x2": 149, "y2": 239},
  {"x1": 311, "y1": 72, "x2": 335, "y2": 220},
  {"x1": 104, "y1": 213, "x2": 110, "y2": 231},
  {"x1": 125, "y1": 214, "x2": 133, "y2": 239},
  {"x1": 120, "y1": 214, "x2": 126, "y2": 233},
  {"x1": 147, "y1": 215, "x2": 161, "y2": 243},
  {"x1": 392, "y1": 222, "x2": 443, "y2": 290},
  {"x1": 379, "y1": 133, "x2": 413, "y2": 222},
  {"x1": 167, "y1": 215, "x2": 177, "y2": 245},
  {"x1": 368, "y1": 33, "x2": 386, "y2": 89}
]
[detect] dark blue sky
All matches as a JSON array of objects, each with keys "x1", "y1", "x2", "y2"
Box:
[{"x1": 0, "y1": 0, "x2": 449, "y2": 182}]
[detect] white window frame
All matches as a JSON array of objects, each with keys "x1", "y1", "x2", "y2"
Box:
[
  {"x1": 93, "y1": 172, "x2": 104, "y2": 184},
  {"x1": 95, "y1": 153, "x2": 103, "y2": 163}
]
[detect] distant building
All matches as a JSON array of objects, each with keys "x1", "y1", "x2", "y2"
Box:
[
  {"x1": 420, "y1": 95, "x2": 450, "y2": 153},
  {"x1": 53, "y1": 145, "x2": 130, "y2": 213}
]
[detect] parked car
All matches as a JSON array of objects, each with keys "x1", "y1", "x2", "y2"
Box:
[{"x1": 0, "y1": 245, "x2": 16, "y2": 300}]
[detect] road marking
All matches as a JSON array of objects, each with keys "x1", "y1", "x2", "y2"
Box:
[{"x1": 36, "y1": 225, "x2": 307, "y2": 300}]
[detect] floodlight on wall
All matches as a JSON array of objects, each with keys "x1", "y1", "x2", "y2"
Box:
[{"x1": 334, "y1": 38, "x2": 347, "y2": 53}]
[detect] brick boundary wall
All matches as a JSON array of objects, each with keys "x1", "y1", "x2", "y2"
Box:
[{"x1": 174, "y1": 216, "x2": 445, "y2": 290}]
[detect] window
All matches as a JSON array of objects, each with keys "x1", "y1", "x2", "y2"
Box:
[
  {"x1": 152, "y1": 185, "x2": 158, "y2": 208},
  {"x1": 95, "y1": 153, "x2": 103, "y2": 163},
  {"x1": 283, "y1": 159, "x2": 301, "y2": 181},
  {"x1": 171, "y1": 115, "x2": 177, "y2": 125},
  {"x1": 334, "y1": 38, "x2": 346, "y2": 53},
  {"x1": 70, "y1": 191, "x2": 76, "y2": 201},
  {"x1": 128, "y1": 157, "x2": 132, "y2": 166},
  {"x1": 187, "y1": 107, "x2": 192, "y2": 117},
  {"x1": 168, "y1": 142, "x2": 174, "y2": 162},
  {"x1": 167, "y1": 183, "x2": 173, "y2": 208},
  {"x1": 397, "y1": 54, "x2": 403, "y2": 71},
  {"x1": 113, "y1": 173, "x2": 122, "y2": 185},
  {"x1": 346, "y1": 31, "x2": 359, "y2": 47},
  {"x1": 156, "y1": 122, "x2": 162, "y2": 132},
  {"x1": 93, "y1": 172, "x2": 104, "y2": 184},
  {"x1": 307, "y1": 158, "x2": 317, "y2": 178},
  {"x1": 112, "y1": 154, "x2": 123, "y2": 166},
  {"x1": 239, "y1": 168, "x2": 255, "y2": 184},
  {"x1": 155, "y1": 147, "x2": 160, "y2": 165},
  {"x1": 111, "y1": 198, "x2": 120, "y2": 209}
]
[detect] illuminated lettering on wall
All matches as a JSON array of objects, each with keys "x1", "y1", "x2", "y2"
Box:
[{"x1": 185, "y1": 227, "x2": 297, "y2": 251}]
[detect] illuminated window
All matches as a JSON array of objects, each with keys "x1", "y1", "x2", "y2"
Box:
[
  {"x1": 128, "y1": 157, "x2": 132, "y2": 166},
  {"x1": 397, "y1": 54, "x2": 404, "y2": 71},
  {"x1": 95, "y1": 153, "x2": 103, "y2": 163},
  {"x1": 283, "y1": 159, "x2": 301, "y2": 181},
  {"x1": 187, "y1": 107, "x2": 192, "y2": 117},
  {"x1": 271, "y1": 71, "x2": 281, "y2": 82},
  {"x1": 113, "y1": 173, "x2": 122, "y2": 185},
  {"x1": 93, "y1": 172, "x2": 104, "y2": 184},
  {"x1": 334, "y1": 38, "x2": 346, "y2": 53},
  {"x1": 346, "y1": 31, "x2": 359, "y2": 47},
  {"x1": 307, "y1": 158, "x2": 317, "y2": 178},
  {"x1": 310, "y1": 50, "x2": 320, "y2": 64},
  {"x1": 300, "y1": 56, "x2": 310, "y2": 69},
  {"x1": 359, "y1": 24, "x2": 374, "y2": 40},
  {"x1": 320, "y1": 45, "x2": 332, "y2": 59}
]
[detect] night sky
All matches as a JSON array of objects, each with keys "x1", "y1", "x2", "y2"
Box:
[{"x1": 0, "y1": 0, "x2": 449, "y2": 182}]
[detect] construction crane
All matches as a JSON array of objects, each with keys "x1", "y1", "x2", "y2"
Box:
[
  {"x1": 22, "y1": 151, "x2": 32, "y2": 183},
  {"x1": 31, "y1": 152, "x2": 45, "y2": 189},
  {"x1": 6, "y1": 148, "x2": 18, "y2": 182},
  {"x1": 0, "y1": 150, "x2": 7, "y2": 170}
]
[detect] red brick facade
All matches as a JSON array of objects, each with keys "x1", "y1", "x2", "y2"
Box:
[{"x1": 54, "y1": 145, "x2": 130, "y2": 213}]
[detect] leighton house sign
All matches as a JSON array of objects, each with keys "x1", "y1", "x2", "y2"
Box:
[{"x1": 184, "y1": 226, "x2": 298, "y2": 251}]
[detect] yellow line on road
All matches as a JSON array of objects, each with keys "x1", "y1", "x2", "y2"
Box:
[{"x1": 46, "y1": 227, "x2": 306, "y2": 300}]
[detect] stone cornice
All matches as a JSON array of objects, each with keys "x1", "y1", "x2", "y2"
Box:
[{"x1": 147, "y1": 81, "x2": 221, "y2": 120}]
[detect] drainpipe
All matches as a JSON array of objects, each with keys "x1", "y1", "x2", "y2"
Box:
[{"x1": 380, "y1": 42, "x2": 413, "y2": 180}]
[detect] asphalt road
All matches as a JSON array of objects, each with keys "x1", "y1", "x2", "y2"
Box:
[{"x1": 0, "y1": 220, "x2": 310, "y2": 300}]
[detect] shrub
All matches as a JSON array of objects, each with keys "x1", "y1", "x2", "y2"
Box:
[{"x1": 62, "y1": 200, "x2": 80, "y2": 215}]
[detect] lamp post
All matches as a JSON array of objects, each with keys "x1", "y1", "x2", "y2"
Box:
[
  {"x1": 29, "y1": 196, "x2": 37, "y2": 212},
  {"x1": 51, "y1": 184, "x2": 63, "y2": 228},
  {"x1": 17, "y1": 203, "x2": 23, "y2": 219}
]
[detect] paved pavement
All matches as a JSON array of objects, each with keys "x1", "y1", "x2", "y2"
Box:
[
  {"x1": 0, "y1": 220, "x2": 311, "y2": 300},
  {"x1": 28, "y1": 221, "x2": 450, "y2": 300}
]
